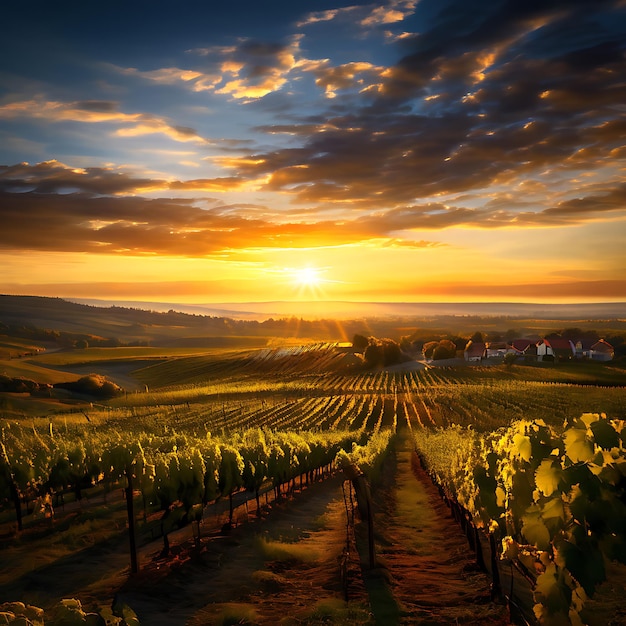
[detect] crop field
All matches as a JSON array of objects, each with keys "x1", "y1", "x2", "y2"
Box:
[{"x1": 1, "y1": 340, "x2": 625, "y2": 624}]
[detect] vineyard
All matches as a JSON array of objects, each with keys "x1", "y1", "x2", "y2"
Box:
[{"x1": 1, "y1": 342, "x2": 625, "y2": 624}]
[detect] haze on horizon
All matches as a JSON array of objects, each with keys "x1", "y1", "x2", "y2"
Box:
[{"x1": 1, "y1": 1, "x2": 625, "y2": 305}]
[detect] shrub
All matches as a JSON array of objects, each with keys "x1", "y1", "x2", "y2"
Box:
[{"x1": 54, "y1": 375, "x2": 124, "y2": 399}]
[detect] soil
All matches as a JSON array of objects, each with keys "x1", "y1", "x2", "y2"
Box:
[
  {"x1": 116, "y1": 475, "x2": 370, "y2": 625},
  {"x1": 362, "y1": 436, "x2": 510, "y2": 625}
]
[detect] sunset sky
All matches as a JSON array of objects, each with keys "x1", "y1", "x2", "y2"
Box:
[{"x1": 1, "y1": 0, "x2": 625, "y2": 305}]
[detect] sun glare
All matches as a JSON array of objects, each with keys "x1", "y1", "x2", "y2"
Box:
[{"x1": 294, "y1": 267, "x2": 322, "y2": 288}]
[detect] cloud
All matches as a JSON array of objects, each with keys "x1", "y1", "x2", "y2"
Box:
[
  {"x1": 0, "y1": 161, "x2": 155, "y2": 195},
  {"x1": 1, "y1": 159, "x2": 624, "y2": 261},
  {"x1": 360, "y1": 0, "x2": 418, "y2": 27},
  {"x1": 296, "y1": 1, "x2": 417, "y2": 29},
  {"x1": 1, "y1": 1, "x2": 624, "y2": 270},
  {"x1": 201, "y1": 1, "x2": 624, "y2": 221},
  {"x1": 0, "y1": 161, "x2": 249, "y2": 196},
  {"x1": 423, "y1": 279, "x2": 626, "y2": 300},
  {"x1": 295, "y1": 6, "x2": 360, "y2": 28},
  {"x1": 136, "y1": 37, "x2": 305, "y2": 101},
  {"x1": 0, "y1": 162, "x2": 451, "y2": 256},
  {"x1": 0, "y1": 98, "x2": 140, "y2": 123},
  {"x1": 0, "y1": 98, "x2": 208, "y2": 144},
  {"x1": 308, "y1": 61, "x2": 385, "y2": 98}
]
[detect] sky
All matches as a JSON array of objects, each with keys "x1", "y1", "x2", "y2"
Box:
[{"x1": 1, "y1": 0, "x2": 625, "y2": 306}]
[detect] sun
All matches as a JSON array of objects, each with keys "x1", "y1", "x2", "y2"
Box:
[{"x1": 294, "y1": 267, "x2": 322, "y2": 288}]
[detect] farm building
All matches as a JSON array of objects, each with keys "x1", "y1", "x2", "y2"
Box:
[
  {"x1": 485, "y1": 341, "x2": 509, "y2": 359},
  {"x1": 464, "y1": 341, "x2": 486, "y2": 362},
  {"x1": 536, "y1": 338, "x2": 576, "y2": 362},
  {"x1": 589, "y1": 339, "x2": 614, "y2": 361},
  {"x1": 509, "y1": 339, "x2": 538, "y2": 361}
]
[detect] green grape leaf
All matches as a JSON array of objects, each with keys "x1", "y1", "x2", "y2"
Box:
[
  {"x1": 589, "y1": 419, "x2": 620, "y2": 450},
  {"x1": 534, "y1": 562, "x2": 570, "y2": 615},
  {"x1": 555, "y1": 538, "x2": 606, "y2": 596},
  {"x1": 564, "y1": 463, "x2": 601, "y2": 498},
  {"x1": 510, "y1": 470, "x2": 535, "y2": 521},
  {"x1": 563, "y1": 428, "x2": 594, "y2": 463},
  {"x1": 581, "y1": 413, "x2": 599, "y2": 428},
  {"x1": 495, "y1": 486, "x2": 506, "y2": 508},
  {"x1": 522, "y1": 508, "x2": 551, "y2": 550},
  {"x1": 535, "y1": 567, "x2": 558, "y2": 602},
  {"x1": 597, "y1": 462, "x2": 623, "y2": 487},
  {"x1": 567, "y1": 485, "x2": 611, "y2": 533},
  {"x1": 541, "y1": 495, "x2": 565, "y2": 521},
  {"x1": 513, "y1": 433, "x2": 532, "y2": 462},
  {"x1": 535, "y1": 460, "x2": 563, "y2": 497},
  {"x1": 615, "y1": 460, "x2": 626, "y2": 478},
  {"x1": 599, "y1": 532, "x2": 626, "y2": 564}
]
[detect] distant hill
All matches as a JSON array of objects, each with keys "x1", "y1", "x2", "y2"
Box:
[
  {"x1": 69, "y1": 297, "x2": 626, "y2": 321},
  {"x1": 0, "y1": 295, "x2": 269, "y2": 346},
  {"x1": 2, "y1": 295, "x2": 626, "y2": 348}
]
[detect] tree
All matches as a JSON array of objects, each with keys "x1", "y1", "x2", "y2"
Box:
[
  {"x1": 352, "y1": 334, "x2": 369, "y2": 353},
  {"x1": 432, "y1": 340, "x2": 457, "y2": 360},
  {"x1": 503, "y1": 352, "x2": 517, "y2": 367},
  {"x1": 364, "y1": 338, "x2": 407, "y2": 367},
  {"x1": 423, "y1": 341, "x2": 439, "y2": 359},
  {"x1": 504, "y1": 329, "x2": 518, "y2": 343},
  {"x1": 470, "y1": 331, "x2": 485, "y2": 343},
  {"x1": 364, "y1": 341, "x2": 384, "y2": 367}
]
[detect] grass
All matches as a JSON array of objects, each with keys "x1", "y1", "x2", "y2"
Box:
[
  {"x1": 28, "y1": 346, "x2": 231, "y2": 366},
  {"x1": 1, "y1": 341, "x2": 623, "y2": 625},
  {"x1": 425, "y1": 360, "x2": 626, "y2": 386},
  {"x1": 304, "y1": 598, "x2": 372, "y2": 625},
  {"x1": 0, "y1": 358, "x2": 78, "y2": 383},
  {"x1": 251, "y1": 569, "x2": 290, "y2": 592},
  {"x1": 213, "y1": 603, "x2": 259, "y2": 625},
  {"x1": 0, "y1": 394, "x2": 93, "y2": 419},
  {"x1": 0, "y1": 336, "x2": 47, "y2": 359},
  {"x1": 256, "y1": 537, "x2": 320, "y2": 563}
]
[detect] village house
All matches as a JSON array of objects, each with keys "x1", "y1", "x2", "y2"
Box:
[
  {"x1": 463, "y1": 336, "x2": 614, "y2": 364},
  {"x1": 464, "y1": 341, "x2": 486, "y2": 362},
  {"x1": 485, "y1": 341, "x2": 509, "y2": 359},
  {"x1": 589, "y1": 339, "x2": 615, "y2": 361},
  {"x1": 536, "y1": 338, "x2": 576, "y2": 362},
  {"x1": 508, "y1": 339, "x2": 538, "y2": 361}
]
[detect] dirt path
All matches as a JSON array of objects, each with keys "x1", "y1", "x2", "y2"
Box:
[
  {"x1": 362, "y1": 435, "x2": 511, "y2": 625},
  {"x1": 116, "y1": 475, "x2": 370, "y2": 625}
]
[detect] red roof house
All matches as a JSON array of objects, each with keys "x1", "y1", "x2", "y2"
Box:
[
  {"x1": 590, "y1": 339, "x2": 614, "y2": 361},
  {"x1": 464, "y1": 341, "x2": 486, "y2": 362},
  {"x1": 536, "y1": 338, "x2": 576, "y2": 361}
]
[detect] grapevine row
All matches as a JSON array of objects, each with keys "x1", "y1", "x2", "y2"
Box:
[{"x1": 414, "y1": 413, "x2": 626, "y2": 625}]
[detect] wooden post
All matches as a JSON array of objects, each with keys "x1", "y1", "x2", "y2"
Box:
[
  {"x1": 125, "y1": 467, "x2": 138, "y2": 574},
  {"x1": 489, "y1": 531, "x2": 502, "y2": 600},
  {"x1": 351, "y1": 472, "x2": 376, "y2": 568}
]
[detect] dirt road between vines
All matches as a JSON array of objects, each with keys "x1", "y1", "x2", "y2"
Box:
[
  {"x1": 113, "y1": 434, "x2": 510, "y2": 625},
  {"x1": 364, "y1": 436, "x2": 510, "y2": 625}
]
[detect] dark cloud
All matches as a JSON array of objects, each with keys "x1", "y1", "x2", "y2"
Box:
[
  {"x1": 0, "y1": 161, "x2": 156, "y2": 195},
  {"x1": 216, "y1": 0, "x2": 626, "y2": 216},
  {"x1": 73, "y1": 100, "x2": 118, "y2": 112},
  {"x1": 1, "y1": 160, "x2": 624, "y2": 258}
]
